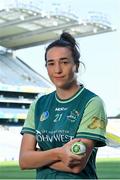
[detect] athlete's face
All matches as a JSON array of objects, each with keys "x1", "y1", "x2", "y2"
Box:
[{"x1": 46, "y1": 47, "x2": 77, "y2": 89}]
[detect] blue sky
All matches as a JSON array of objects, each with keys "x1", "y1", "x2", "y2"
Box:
[{"x1": 0, "y1": 0, "x2": 119, "y2": 117}]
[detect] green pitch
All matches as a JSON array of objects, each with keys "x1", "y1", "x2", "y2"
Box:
[
  {"x1": 0, "y1": 161, "x2": 35, "y2": 179},
  {"x1": 96, "y1": 158, "x2": 120, "y2": 179},
  {"x1": 0, "y1": 158, "x2": 120, "y2": 179}
]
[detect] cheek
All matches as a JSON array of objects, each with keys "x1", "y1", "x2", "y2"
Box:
[
  {"x1": 47, "y1": 68, "x2": 53, "y2": 78},
  {"x1": 47, "y1": 67, "x2": 50, "y2": 73},
  {"x1": 66, "y1": 68, "x2": 76, "y2": 79},
  {"x1": 69, "y1": 66, "x2": 76, "y2": 74},
  {"x1": 73, "y1": 65, "x2": 77, "y2": 72}
]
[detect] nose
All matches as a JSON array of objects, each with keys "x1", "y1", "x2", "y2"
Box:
[{"x1": 54, "y1": 62, "x2": 62, "y2": 73}]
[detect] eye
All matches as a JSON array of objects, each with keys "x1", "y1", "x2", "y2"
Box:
[
  {"x1": 62, "y1": 61, "x2": 69, "y2": 64},
  {"x1": 47, "y1": 62, "x2": 54, "y2": 66},
  {"x1": 63, "y1": 61, "x2": 69, "y2": 64}
]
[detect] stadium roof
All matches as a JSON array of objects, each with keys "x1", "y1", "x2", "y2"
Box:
[
  {"x1": 0, "y1": 51, "x2": 53, "y2": 93},
  {"x1": 0, "y1": 5, "x2": 115, "y2": 50}
]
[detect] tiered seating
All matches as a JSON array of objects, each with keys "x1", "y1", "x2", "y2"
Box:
[{"x1": 0, "y1": 51, "x2": 53, "y2": 125}]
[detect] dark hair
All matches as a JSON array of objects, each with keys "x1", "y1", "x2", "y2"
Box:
[{"x1": 45, "y1": 32, "x2": 80, "y2": 69}]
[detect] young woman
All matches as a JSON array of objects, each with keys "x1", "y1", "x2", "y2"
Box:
[{"x1": 19, "y1": 32, "x2": 107, "y2": 179}]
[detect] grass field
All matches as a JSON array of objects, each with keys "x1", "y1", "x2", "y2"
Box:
[
  {"x1": 96, "y1": 158, "x2": 120, "y2": 179},
  {"x1": 0, "y1": 158, "x2": 120, "y2": 179}
]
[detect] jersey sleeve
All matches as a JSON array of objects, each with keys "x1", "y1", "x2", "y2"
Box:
[
  {"x1": 20, "y1": 99, "x2": 37, "y2": 136},
  {"x1": 76, "y1": 96, "x2": 108, "y2": 147}
]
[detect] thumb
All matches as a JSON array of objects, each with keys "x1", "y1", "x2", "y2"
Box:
[{"x1": 70, "y1": 138, "x2": 81, "y2": 144}]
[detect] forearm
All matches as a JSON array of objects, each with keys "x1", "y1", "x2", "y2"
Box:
[
  {"x1": 19, "y1": 148, "x2": 60, "y2": 169},
  {"x1": 49, "y1": 161, "x2": 84, "y2": 174},
  {"x1": 49, "y1": 161, "x2": 72, "y2": 172},
  {"x1": 49, "y1": 138, "x2": 95, "y2": 173}
]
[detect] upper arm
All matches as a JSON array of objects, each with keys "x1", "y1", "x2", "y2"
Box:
[
  {"x1": 19, "y1": 99, "x2": 37, "y2": 156},
  {"x1": 20, "y1": 134, "x2": 37, "y2": 155},
  {"x1": 77, "y1": 96, "x2": 107, "y2": 147},
  {"x1": 21, "y1": 100, "x2": 37, "y2": 135}
]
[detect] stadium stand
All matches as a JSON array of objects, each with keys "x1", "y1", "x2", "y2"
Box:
[{"x1": 0, "y1": 50, "x2": 53, "y2": 125}]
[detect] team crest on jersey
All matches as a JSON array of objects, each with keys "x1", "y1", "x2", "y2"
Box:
[
  {"x1": 40, "y1": 111, "x2": 49, "y2": 121},
  {"x1": 67, "y1": 110, "x2": 80, "y2": 122}
]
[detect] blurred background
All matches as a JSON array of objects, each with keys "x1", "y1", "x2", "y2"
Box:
[{"x1": 0, "y1": 0, "x2": 120, "y2": 179}]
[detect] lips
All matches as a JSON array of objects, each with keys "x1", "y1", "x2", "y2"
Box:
[{"x1": 54, "y1": 76, "x2": 64, "y2": 80}]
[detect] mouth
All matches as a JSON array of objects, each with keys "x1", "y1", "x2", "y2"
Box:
[{"x1": 54, "y1": 76, "x2": 64, "y2": 80}]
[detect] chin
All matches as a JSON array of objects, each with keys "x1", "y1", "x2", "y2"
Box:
[
  {"x1": 52, "y1": 80, "x2": 64, "y2": 88},
  {"x1": 56, "y1": 83, "x2": 72, "y2": 90},
  {"x1": 55, "y1": 84, "x2": 65, "y2": 89}
]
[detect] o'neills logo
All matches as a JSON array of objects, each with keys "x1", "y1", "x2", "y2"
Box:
[
  {"x1": 36, "y1": 130, "x2": 73, "y2": 143},
  {"x1": 55, "y1": 107, "x2": 68, "y2": 111}
]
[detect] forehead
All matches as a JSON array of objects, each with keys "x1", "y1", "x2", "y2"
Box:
[{"x1": 46, "y1": 46, "x2": 72, "y2": 58}]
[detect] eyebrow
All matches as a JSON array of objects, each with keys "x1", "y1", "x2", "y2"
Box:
[{"x1": 47, "y1": 57, "x2": 69, "y2": 62}]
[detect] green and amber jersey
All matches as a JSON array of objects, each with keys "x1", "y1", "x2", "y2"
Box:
[{"x1": 21, "y1": 86, "x2": 107, "y2": 179}]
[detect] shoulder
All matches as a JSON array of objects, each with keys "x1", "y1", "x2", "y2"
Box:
[
  {"x1": 25, "y1": 91, "x2": 55, "y2": 120},
  {"x1": 86, "y1": 94, "x2": 106, "y2": 109},
  {"x1": 36, "y1": 91, "x2": 55, "y2": 102},
  {"x1": 82, "y1": 87, "x2": 104, "y2": 105},
  {"x1": 33, "y1": 91, "x2": 55, "y2": 108},
  {"x1": 83, "y1": 91, "x2": 107, "y2": 122},
  {"x1": 82, "y1": 88, "x2": 107, "y2": 115}
]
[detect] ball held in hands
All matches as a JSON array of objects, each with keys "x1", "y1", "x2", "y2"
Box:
[{"x1": 71, "y1": 142, "x2": 86, "y2": 155}]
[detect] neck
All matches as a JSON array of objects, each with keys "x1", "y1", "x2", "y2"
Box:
[{"x1": 56, "y1": 83, "x2": 80, "y2": 100}]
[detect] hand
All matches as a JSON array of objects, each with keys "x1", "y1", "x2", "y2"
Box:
[{"x1": 58, "y1": 138, "x2": 85, "y2": 167}]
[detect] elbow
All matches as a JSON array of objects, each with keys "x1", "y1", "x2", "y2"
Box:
[
  {"x1": 72, "y1": 164, "x2": 86, "y2": 174},
  {"x1": 19, "y1": 165, "x2": 26, "y2": 170},
  {"x1": 19, "y1": 157, "x2": 28, "y2": 170},
  {"x1": 72, "y1": 168, "x2": 82, "y2": 174},
  {"x1": 19, "y1": 161, "x2": 26, "y2": 170}
]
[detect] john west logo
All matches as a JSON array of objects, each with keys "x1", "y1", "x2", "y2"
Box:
[
  {"x1": 55, "y1": 107, "x2": 68, "y2": 111},
  {"x1": 40, "y1": 111, "x2": 49, "y2": 121}
]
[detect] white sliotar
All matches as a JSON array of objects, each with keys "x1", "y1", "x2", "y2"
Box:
[{"x1": 71, "y1": 142, "x2": 86, "y2": 155}]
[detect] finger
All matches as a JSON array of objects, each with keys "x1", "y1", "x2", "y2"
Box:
[
  {"x1": 71, "y1": 153, "x2": 86, "y2": 161},
  {"x1": 71, "y1": 138, "x2": 81, "y2": 143},
  {"x1": 69, "y1": 160, "x2": 81, "y2": 167},
  {"x1": 71, "y1": 160, "x2": 81, "y2": 165},
  {"x1": 69, "y1": 138, "x2": 81, "y2": 146}
]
